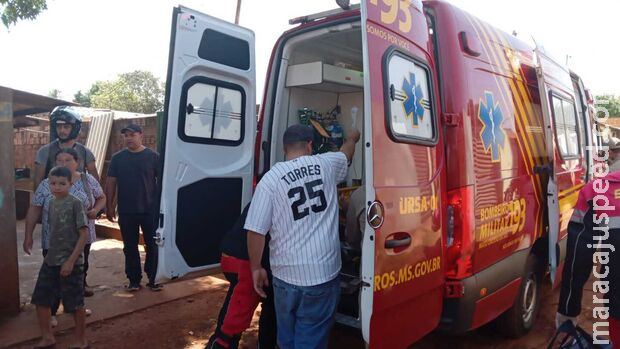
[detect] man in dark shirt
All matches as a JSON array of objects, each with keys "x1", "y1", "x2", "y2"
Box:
[
  {"x1": 206, "y1": 203, "x2": 276, "y2": 349},
  {"x1": 105, "y1": 123, "x2": 161, "y2": 291}
]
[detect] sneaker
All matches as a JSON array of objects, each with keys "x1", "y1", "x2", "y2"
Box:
[
  {"x1": 126, "y1": 282, "x2": 141, "y2": 292},
  {"x1": 146, "y1": 282, "x2": 163, "y2": 292},
  {"x1": 50, "y1": 315, "x2": 58, "y2": 328}
]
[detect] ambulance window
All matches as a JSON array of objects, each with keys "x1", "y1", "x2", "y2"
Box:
[
  {"x1": 179, "y1": 77, "x2": 245, "y2": 146},
  {"x1": 385, "y1": 52, "x2": 436, "y2": 144},
  {"x1": 198, "y1": 29, "x2": 250, "y2": 70},
  {"x1": 572, "y1": 79, "x2": 588, "y2": 161},
  {"x1": 551, "y1": 94, "x2": 579, "y2": 158},
  {"x1": 563, "y1": 101, "x2": 579, "y2": 156}
]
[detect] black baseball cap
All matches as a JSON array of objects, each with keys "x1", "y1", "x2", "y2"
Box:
[
  {"x1": 283, "y1": 124, "x2": 313, "y2": 145},
  {"x1": 121, "y1": 123, "x2": 143, "y2": 134}
]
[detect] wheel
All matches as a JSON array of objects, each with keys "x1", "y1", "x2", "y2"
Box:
[{"x1": 496, "y1": 254, "x2": 542, "y2": 338}]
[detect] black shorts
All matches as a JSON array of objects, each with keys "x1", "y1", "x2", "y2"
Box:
[{"x1": 31, "y1": 263, "x2": 84, "y2": 313}]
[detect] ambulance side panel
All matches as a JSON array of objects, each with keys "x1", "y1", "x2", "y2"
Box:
[{"x1": 426, "y1": 2, "x2": 554, "y2": 332}]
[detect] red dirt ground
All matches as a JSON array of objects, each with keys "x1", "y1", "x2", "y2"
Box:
[{"x1": 12, "y1": 274, "x2": 608, "y2": 349}]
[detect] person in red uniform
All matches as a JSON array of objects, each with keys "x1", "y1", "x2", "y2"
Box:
[
  {"x1": 206, "y1": 204, "x2": 276, "y2": 349},
  {"x1": 556, "y1": 144, "x2": 620, "y2": 346}
]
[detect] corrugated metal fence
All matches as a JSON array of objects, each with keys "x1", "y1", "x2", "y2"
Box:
[{"x1": 85, "y1": 112, "x2": 114, "y2": 178}]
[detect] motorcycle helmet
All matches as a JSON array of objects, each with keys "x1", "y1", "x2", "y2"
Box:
[{"x1": 50, "y1": 106, "x2": 82, "y2": 141}]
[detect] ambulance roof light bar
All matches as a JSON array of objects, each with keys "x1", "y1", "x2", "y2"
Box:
[{"x1": 289, "y1": 3, "x2": 360, "y2": 25}]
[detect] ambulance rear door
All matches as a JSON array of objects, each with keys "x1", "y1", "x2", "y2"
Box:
[
  {"x1": 155, "y1": 6, "x2": 256, "y2": 282},
  {"x1": 534, "y1": 46, "x2": 582, "y2": 286},
  {"x1": 361, "y1": 0, "x2": 445, "y2": 347}
]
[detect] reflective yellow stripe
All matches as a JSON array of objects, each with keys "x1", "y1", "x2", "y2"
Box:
[
  {"x1": 609, "y1": 216, "x2": 620, "y2": 229},
  {"x1": 463, "y1": 15, "x2": 528, "y2": 171},
  {"x1": 559, "y1": 190, "x2": 580, "y2": 213},
  {"x1": 471, "y1": 16, "x2": 543, "y2": 237},
  {"x1": 476, "y1": 20, "x2": 537, "y2": 171},
  {"x1": 484, "y1": 26, "x2": 548, "y2": 231},
  {"x1": 559, "y1": 184, "x2": 584, "y2": 198},
  {"x1": 488, "y1": 26, "x2": 547, "y2": 166},
  {"x1": 570, "y1": 208, "x2": 586, "y2": 224}
]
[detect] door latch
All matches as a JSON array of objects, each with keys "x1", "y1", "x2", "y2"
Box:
[{"x1": 155, "y1": 232, "x2": 164, "y2": 246}]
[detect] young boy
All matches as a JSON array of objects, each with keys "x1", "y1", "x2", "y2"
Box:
[{"x1": 30, "y1": 166, "x2": 89, "y2": 349}]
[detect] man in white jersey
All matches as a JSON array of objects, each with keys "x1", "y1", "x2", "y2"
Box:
[{"x1": 245, "y1": 124, "x2": 360, "y2": 349}]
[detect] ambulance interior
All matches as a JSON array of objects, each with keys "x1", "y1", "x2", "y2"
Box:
[{"x1": 269, "y1": 22, "x2": 364, "y2": 320}]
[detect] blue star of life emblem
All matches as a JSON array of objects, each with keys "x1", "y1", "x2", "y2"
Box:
[
  {"x1": 402, "y1": 72, "x2": 425, "y2": 127},
  {"x1": 478, "y1": 92, "x2": 506, "y2": 162}
]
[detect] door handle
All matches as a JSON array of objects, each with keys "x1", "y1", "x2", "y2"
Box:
[{"x1": 385, "y1": 236, "x2": 412, "y2": 249}]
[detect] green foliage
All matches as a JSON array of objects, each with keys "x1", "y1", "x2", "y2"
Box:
[
  {"x1": 73, "y1": 90, "x2": 90, "y2": 107},
  {"x1": 1, "y1": 0, "x2": 47, "y2": 28},
  {"x1": 83, "y1": 71, "x2": 164, "y2": 114},
  {"x1": 47, "y1": 88, "x2": 61, "y2": 99},
  {"x1": 595, "y1": 95, "x2": 620, "y2": 118},
  {"x1": 74, "y1": 82, "x2": 103, "y2": 107}
]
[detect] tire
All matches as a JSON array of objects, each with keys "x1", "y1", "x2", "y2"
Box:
[{"x1": 496, "y1": 254, "x2": 542, "y2": 338}]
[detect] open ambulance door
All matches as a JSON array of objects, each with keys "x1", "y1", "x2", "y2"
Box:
[
  {"x1": 534, "y1": 46, "x2": 579, "y2": 287},
  {"x1": 361, "y1": 1, "x2": 445, "y2": 347},
  {"x1": 155, "y1": 6, "x2": 256, "y2": 282}
]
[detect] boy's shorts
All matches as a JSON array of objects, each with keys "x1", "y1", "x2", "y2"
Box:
[{"x1": 31, "y1": 263, "x2": 84, "y2": 313}]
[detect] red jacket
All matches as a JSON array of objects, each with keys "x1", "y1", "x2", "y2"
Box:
[{"x1": 570, "y1": 170, "x2": 620, "y2": 230}]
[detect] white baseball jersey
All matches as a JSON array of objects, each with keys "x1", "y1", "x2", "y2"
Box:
[{"x1": 244, "y1": 151, "x2": 348, "y2": 286}]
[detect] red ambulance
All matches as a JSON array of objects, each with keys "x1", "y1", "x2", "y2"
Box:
[{"x1": 155, "y1": 1, "x2": 598, "y2": 347}]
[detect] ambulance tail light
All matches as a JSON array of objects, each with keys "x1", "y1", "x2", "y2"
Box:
[{"x1": 445, "y1": 186, "x2": 474, "y2": 280}]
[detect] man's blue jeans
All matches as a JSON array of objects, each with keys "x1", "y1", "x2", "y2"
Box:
[{"x1": 272, "y1": 276, "x2": 340, "y2": 349}]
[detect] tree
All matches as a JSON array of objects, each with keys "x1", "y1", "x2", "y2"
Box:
[
  {"x1": 595, "y1": 95, "x2": 620, "y2": 118},
  {"x1": 73, "y1": 82, "x2": 102, "y2": 107},
  {"x1": 48, "y1": 89, "x2": 61, "y2": 99},
  {"x1": 89, "y1": 70, "x2": 164, "y2": 114},
  {"x1": 1, "y1": 0, "x2": 47, "y2": 28},
  {"x1": 73, "y1": 90, "x2": 90, "y2": 107}
]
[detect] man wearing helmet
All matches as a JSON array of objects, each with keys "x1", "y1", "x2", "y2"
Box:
[{"x1": 34, "y1": 106, "x2": 99, "y2": 190}]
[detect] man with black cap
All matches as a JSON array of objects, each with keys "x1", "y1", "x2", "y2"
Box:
[
  {"x1": 245, "y1": 124, "x2": 360, "y2": 349},
  {"x1": 105, "y1": 123, "x2": 162, "y2": 291}
]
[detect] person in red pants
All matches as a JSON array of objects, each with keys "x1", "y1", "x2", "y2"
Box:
[{"x1": 206, "y1": 203, "x2": 276, "y2": 349}]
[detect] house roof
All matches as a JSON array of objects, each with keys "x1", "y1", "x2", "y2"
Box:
[
  {"x1": 1, "y1": 86, "x2": 78, "y2": 128},
  {"x1": 1, "y1": 86, "x2": 77, "y2": 118},
  {"x1": 601, "y1": 117, "x2": 620, "y2": 130}
]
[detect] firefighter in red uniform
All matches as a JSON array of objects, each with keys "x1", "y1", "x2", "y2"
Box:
[
  {"x1": 206, "y1": 204, "x2": 276, "y2": 349},
  {"x1": 556, "y1": 142, "x2": 620, "y2": 346}
]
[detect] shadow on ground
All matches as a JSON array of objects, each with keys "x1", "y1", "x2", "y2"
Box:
[{"x1": 2, "y1": 220, "x2": 229, "y2": 349}]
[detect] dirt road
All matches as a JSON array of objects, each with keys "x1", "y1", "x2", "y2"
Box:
[{"x1": 12, "y1": 274, "x2": 605, "y2": 349}]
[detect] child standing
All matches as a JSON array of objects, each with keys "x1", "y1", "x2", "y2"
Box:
[{"x1": 30, "y1": 166, "x2": 89, "y2": 349}]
